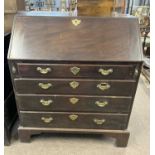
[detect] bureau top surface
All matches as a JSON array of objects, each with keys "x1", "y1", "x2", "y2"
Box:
[{"x1": 8, "y1": 15, "x2": 142, "y2": 62}]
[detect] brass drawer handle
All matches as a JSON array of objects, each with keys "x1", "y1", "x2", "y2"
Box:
[
  {"x1": 95, "y1": 101, "x2": 108, "y2": 107},
  {"x1": 98, "y1": 68, "x2": 113, "y2": 76},
  {"x1": 72, "y1": 19, "x2": 81, "y2": 26},
  {"x1": 40, "y1": 99, "x2": 53, "y2": 106},
  {"x1": 69, "y1": 114, "x2": 78, "y2": 121},
  {"x1": 93, "y1": 118, "x2": 106, "y2": 125},
  {"x1": 135, "y1": 68, "x2": 139, "y2": 76},
  {"x1": 69, "y1": 81, "x2": 79, "y2": 89},
  {"x1": 97, "y1": 82, "x2": 110, "y2": 91},
  {"x1": 41, "y1": 117, "x2": 53, "y2": 123},
  {"x1": 12, "y1": 66, "x2": 16, "y2": 74},
  {"x1": 38, "y1": 83, "x2": 52, "y2": 90},
  {"x1": 69, "y1": 98, "x2": 79, "y2": 104},
  {"x1": 70, "y1": 66, "x2": 80, "y2": 75},
  {"x1": 37, "y1": 67, "x2": 51, "y2": 74}
]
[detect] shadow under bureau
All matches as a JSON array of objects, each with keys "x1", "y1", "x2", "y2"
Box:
[{"x1": 8, "y1": 15, "x2": 143, "y2": 147}]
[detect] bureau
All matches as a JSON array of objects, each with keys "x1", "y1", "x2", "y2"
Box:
[{"x1": 8, "y1": 15, "x2": 143, "y2": 147}]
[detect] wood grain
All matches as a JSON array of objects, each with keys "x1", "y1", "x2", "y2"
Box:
[
  {"x1": 20, "y1": 111, "x2": 128, "y2": 130},
  {"x1": 8, "y1": 16, "x2": 142, "y2": 62},
  {"x1": 14, "y1": 78, "x2": 136, "y2": 96},
  {"x1": 8, "y1": 15, "x2": 143, "y2": 146},
  {"x1": 17, "y1": 63, "x2": 136, "y2": 79},
  {"x1": 16, "y1": 94, "x2": 132, "y2": 113},
  {"x1": 78, "y1": 0, "x2": 114, "y2": 16}
]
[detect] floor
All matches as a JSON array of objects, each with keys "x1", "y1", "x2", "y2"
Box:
[{"x1": 4, "y1": 75, "x2": 150, "y2": 155}]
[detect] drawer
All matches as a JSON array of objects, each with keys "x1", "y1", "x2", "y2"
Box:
[
  {"x1": 14, "y1": 78, "x2": 136, "y2": 96},
  {"x1": 16, "y1": 94, "x2": 132, "y2": 113},
  {"x1": 17, "y1": 63, "x2": 136, "y2": 79},
  {"x1": 20, "y1": 111, "x2": 128, "y2": 130}
]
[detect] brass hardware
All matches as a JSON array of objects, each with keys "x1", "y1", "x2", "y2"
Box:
[
  {"x1": 38, "y1": 83, "x2": 52, "y2": 89},
  {"x1": 69, "y1": 114, "x2": 78, "y2": 121},
  {"x1": 70, "y1": 66, "x2": 80, "y2": 75},
  {"x1": 95, "y1": 101, "x2": 108, "y2": 107},
  {"x1": 72, "y1": 19, "x2": 81, "y2": 26},
  {"x1": 69, "y1": 81, "x2": 79, "y2": 89},
  {"x1": 69, "y1": 98, "x2": 79, "y2": 104},
  {"x1": 37, "y1": 67, "x2": 51, "y2": 74},
  {"x1": 97, "y1": 83, "x2": 110, "y2": 91},
  {"x1": 40, "y1": 99, "x2": 53, "y2": 106},
  {"x1": 12, "y1": 66, "x2": 16, "y2": 74},
  {"x1": 98, "y1": 68, "x2": 113, "y2": 76},
  {"x1": 41, "y1": 117, "x2": 53, "y2": 123},
  {"x1": 93, "y1": 118, "x2": 106, "y2": 125},
  {"x1": 135, "y1": 69, "x2": 139, "y2": 76}
]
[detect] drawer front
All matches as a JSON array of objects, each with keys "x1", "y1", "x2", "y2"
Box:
[
  {"x1": 16, "y1": 95, "x2": 132, "y2": 113},
  {"x1": 20, "y1": 112, "x2": 128, "y2": 130},
  {"x1": 17, "y1": 63, "x2": 136, "y2": 79},
  {"x1": 14, "y1": 79, "x2": 135, "y2": 96}
]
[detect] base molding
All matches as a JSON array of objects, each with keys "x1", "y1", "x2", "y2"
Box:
[{"x1": 18, "y1": 126, "x2": 130, "y2": 147}]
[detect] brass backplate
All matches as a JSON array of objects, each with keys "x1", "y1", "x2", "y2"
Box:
[
  {"x1": 69, "y1": 98, "x2": 79, "y2": 104},
  {"x1": 69, "y1": 81, "x2": 79, "y2": 89},
  {"x1": 69, "y1": 114, "x2": 78, "y2": 121},
  {"x1": 70, "y1": 66, "x2": 80, "y2": 75},
  {"x1": 72, "y1": 19, "x2": 81, "y2": 26}
]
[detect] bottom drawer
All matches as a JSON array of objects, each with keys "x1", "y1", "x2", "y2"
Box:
[{"x1": 20, "y1": 112, "x2": 128, "y2": 130}]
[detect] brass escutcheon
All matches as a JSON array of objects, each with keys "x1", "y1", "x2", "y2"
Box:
[
  {"x1": 98, "y1": 68, "x2": 113, "y2": 76},
  {"x1": 40, "y1": 99, "x2": 53, "y2": 106},
  {"x1": 135, "y1": 69, "x2": 139, "y2": 76},
  {"x1": 41, "y1": 117, "x2": 53, "y2": 123},
  {"x1": 70, "y1": 66, "x2": 80, "y2": 75},
  {"x1": 38, "y1": 83, "x2": 52, "y2": 90},
  {"x1": 69, "y1": 81, "x2": 79, "y2": 89},
  {"x1": 69, "y1": 114, "x2": 78, "y2": 121},
  {"x1": 37, "y1": 67, "x2": 51, "y2": 74},
  {"x1": 93, "y1": 118, "x2": 106, "y2": 125},
  {"x1": 72, "y1": 19, "x2": 81, "y2": 26},
  {"x1": 69, "y1": 98, "x2": 79, "y2": 104},
  {"x1": 12, "y1": 66, "x2": 16, "y2": 74},
  {"x1": 97, "y1": 82, "x2": 110, "y2": 91},
  {"x1": 95, "y1": 101, "x2": 108, "y2": 107}
]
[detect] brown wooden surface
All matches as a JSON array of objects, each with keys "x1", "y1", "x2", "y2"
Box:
[
  {"x1": 14, "y1": 78, "x2": 136, "y2": 96},
  {"x1": 4, "y1": 0, "x2": 17, "y2": 12},
  {"x1": 4, "y1": 0, "x2": 25, "y2": 34},
  {"x1": 16, "y1": 0, "x2": 25, "y2": 10},
  {"x1": 20, "y1": 111, "x2": 128, "y2": 130},
  {"x1": 4, "y1": 13, "x2": 16, "y2": 34},
  {"x1": 78, "y1": 0, "x2": 114, "y2": 16},
  {"x1": 8, "y1": 15, "x2": 143, "y2": 146},
  {"x1": 17, "y1": 63, "x2": 136, "y2": 79},
  {"x1": 16, "y1": 94, "x2": 132, "y2": 113},
  {"x1": 8, "y1": 16, "x2": 142, "y2": 62},
  {"x1": 4, "y1": 0, "x2": 25, "y2": 12}
]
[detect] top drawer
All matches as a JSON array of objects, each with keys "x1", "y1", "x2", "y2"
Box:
[{"x1": 17, "y1": 63, "x2": 137, "y2": 79}]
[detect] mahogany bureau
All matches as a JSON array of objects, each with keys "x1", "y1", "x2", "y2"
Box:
[{"x1": 8, "y1": 15, "x2": 143, "y2": 147}]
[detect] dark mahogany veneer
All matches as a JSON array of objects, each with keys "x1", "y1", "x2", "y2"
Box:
[{"x1": 8, "y1": 15, "x2": 143, "y2": 147}]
